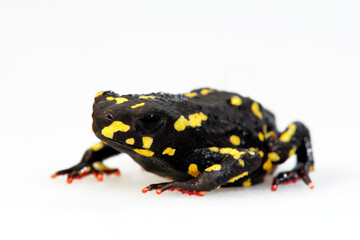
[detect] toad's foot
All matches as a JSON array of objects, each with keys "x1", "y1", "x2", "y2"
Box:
[
  {"x1": 51, "y1": 161, "x2": 120, "y2": 184},
  {"x1": 271, "y1": 162, "x2": 314, "y2": 191},
  {"x1": 142, "y1": 182, "x2": 208, "y2": 197}
]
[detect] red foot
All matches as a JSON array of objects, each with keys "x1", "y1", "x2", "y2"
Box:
[
  {"x1": 142, "y1": 187, "x2": 149, "y2": 193},
  {"x1": 271, "y1": 184, "x2": 278, "y2": 191},
  {"x1": 156, "y1": 188, "x2": 163, "y2": 194},
  {"x1": 51, "y1": 174, "x2": 57, "y2": 179},
  {"x1": 308, "y1": 182, "x2": 314, "y2": 189},
  {"x1": 96, "y1": 173, "x2": 103, "y2": 182},
  {"x1": 67, "y1": 178, "x2": 73, "y2": 184}
]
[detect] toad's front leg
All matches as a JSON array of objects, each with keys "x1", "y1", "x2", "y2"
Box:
[
  {"x1": 142, "y1": 147, "x2": 262, "y2": 196},
  {"x1": 52, "y1": 142, "x2": 121, "y2": 183}
]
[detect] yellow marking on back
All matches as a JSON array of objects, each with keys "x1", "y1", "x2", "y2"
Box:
[
  {"x1": 205, "y1": 164, "x2": 222, "y2": 172},
  {"x1": 230, "y1": 135, "x2": 241, "y2": 146},
  {"x1": 251, "y1": 102, "x2": 263, "y2": 119},
  {"x1": 162, "y1": 147, "x2": 176, "y2": 156},
  {"x1": 139, "y1": 95, "x2": 156, "y2": 99},
  {"x1": 131, "y1": 102, "x2": 145, "y2": 109},
  {"x1": 258, "y1": 132, "x2": 264, "y2": 142},
  {"x1": 188, "y1": 164, "x2": 200, "y2": 177},
  {"x1": 174, "y1": 115, "x2": 188, "y2": 131},
  {"x1": 279, "y1": 124, "x2": 297, "y2": 142},
  {"x1": 142, "y1": 137, "x2": 153, "y2": 149},
  {"x1": 242, "y1": 178, "x2": 252, "y2": 187},
  {"x1": 94, "y1": 91, "x2": 104, "y2": 98},
  {"x1": 228, "y1": 171, "x2": 248, "y2": 183},
  {"x1": 268, "y1": 152, "x2": 280, "y2": 162},
  {"x1": 183, "y1": 92, "x2": 197, "y2": 98},
  {"x1": 89, "y1": 142, "x2": 104, "y2": 152},
  {"x1": 125, "y1": 138, "x2": 135, "y2": 145},
  {"x1": 230, "y1": 96, "x2": 242, "y2": 106},
  {"x1": 133, "y1": 149, "x2": 154, "y2": 157},
  {"x1": 200, "y1": 89, "x2": 214, "y2": 95},
  {"x1": 188, "y1": 112, "x2": 208, "y2": 127},
  {"x1": 101, "y1": 121, "x2": 130, "y2": 139},
  {"x1": 174, "y1": 112, "x2": 208, "y2": 131},
  {"x1": 106, "y1": 97, "x2": 128, "y2": 104},
  {"x1": 288, "y1": 146, "x2": 297, "y2": 157},
  {"x1": 209, "y1": 147, "x2": 219, "y2": 152}
]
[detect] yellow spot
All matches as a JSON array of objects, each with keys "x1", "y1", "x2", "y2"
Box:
[
  {"x1": 268, "y1": 152, "x2": 281, "y2": 162},
  {"x1": 288, "y1": 146, "x2": 297, "y2": 157},
  {"x1": 174, "y1": 115, "x2": 188, "y2": 131},
  {"x1": 230, "y1": 135, "x2": 241, "y2": 146},
  {"x1": 106, "y1": 97, "x2": 128, "y2": 104},
  {"x1": 94, "y1": 91, "x2": 104, "y2": 98},
  {"x1": 187, "y1": 112, "x2": 208, "y2": 127},
  {"x1": 251, "y1": 102, "x2": 263, "y2": 119},
  {"x1": 242, "y1": 178, "x2": 252, "y2": 187},
  {"x1": 92, "y1": 161, "x2": 113, "y2": 171},
  {"x1": 230, "y1": 96, "x2": 242, "y2": 106},
  {"x1": 248, "y1": 150, "x2": 256, "y2": 156},
  {"x1": 263, "y1": 159, "x2": 273, "y2": 172},
  {"x1": 265, "y1": 131, "x2": 276, "y2": 138},
  {"x1": 238, "y1": 159, "x2": 245, "y2": 167},
  {"x1": 258, "y1": 150, "x2": 264, "y2": 157},
  {"x1": 125, "y1": 138, "x2": 135, "y2": 145},
  {"x1": 174, "y1": 112, "x2": 208, "y2": 131},
  {"x1": 139, "y1": 95, "x2": 156, "y2": 99},
  {"x1": 89, "y1": 142, "x2": 104, "y2": 152},
  {"x1": 162, "y1": 147, "x2": 176, "y2": 156},
  {"x1": 263, "y1": 125, "x2": 268, "y2": 135},
  {"x1": 101, "y1": 121, "x2": 130, "y2": 139},
  {"x1": 142, "y1": 137, "x2": 153, "y2": 149},
  {"x1": 205, "y1": 164, "x2": 222, "y2": 172},
  {"x1": 131, "y1": 102, "x2": 145, "y2": 109},
  {"x1": 279, "y1": 124, "x2": 297, "y2": 142},
  {"x1": 220, "y1": 148, "x2": 246, "y2": 159},
  {"x1": 258, "y1": 132, "x2": 264, "y2": 141},
  {"x1": 183, "y1": 92, "x2": 197, "y2": 98},
  {"x1": 228, "y1": 171, "x2": 248, "y2": 183},
  {"x1": 209, "y1": 147, "x2": 219, "y2": 152},
  {"x1": 200, "y1": 89, "x2": 214, "y2": 95},
  {"x1": 309, "y1": 165, "x2": 315, "y2": 172},
  {"x1": 133, "y1": 149, "x2": 154, "y2": 157},
  {"x1": 188, "y1": 164, "x2": 200, "y2": 177}
]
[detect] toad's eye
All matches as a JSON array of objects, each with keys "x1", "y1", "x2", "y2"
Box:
[{"x1": 136, "y1": 114, "x2": 165, "y2": 135}]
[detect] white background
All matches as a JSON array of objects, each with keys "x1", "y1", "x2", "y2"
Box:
[{"x1": 1, "y1": 1, "x2": 359, "y2": 239}]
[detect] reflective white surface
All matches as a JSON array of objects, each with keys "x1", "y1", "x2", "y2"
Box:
[{"x1": 1, "y1": 1, "x2": 359, "y2": 239}]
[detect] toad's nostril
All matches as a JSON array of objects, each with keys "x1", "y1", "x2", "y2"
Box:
[{"x1": 106, "y1": 114, "x2": 113, "y2": 120}]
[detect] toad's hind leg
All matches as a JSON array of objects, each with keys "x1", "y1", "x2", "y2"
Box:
[{"x1": 268, "y1": 121, "x2": 315, "y2": 191}]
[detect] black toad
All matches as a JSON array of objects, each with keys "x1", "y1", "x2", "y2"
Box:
[{"x1": 52, "y1": 88, "x2": 315, "y2": 196}]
